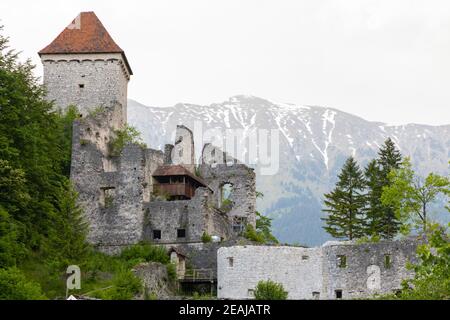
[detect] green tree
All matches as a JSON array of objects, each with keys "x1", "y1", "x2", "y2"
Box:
[
  {"x1": 381, "y1": 158, "x2": 449, "y2": 234},
  {"x1": 255, "y1": 212, "x2": 279, "y2": 244},
  {"x1": 364, "y1": 138, "x2": 403, "y2": 239},
  {"x1": 364, "y1": 160, "x2": 384, "y2": 237},
  {"x1": 253, "y1": 280, "x2": 288, "y2": 300},
  {"x1": 0, "y1": 27, "x2": 72, "y2": 250},
  {"x1": 0, "y1": 267, "x2": 46, "y2": 300},
  {"x1": 45, "y1": 182, "x2": 90, "y2": 268},
  {"x1": 377, "y1": 138, "x2": 403, "y2": 237},
  {"x1": 322, "y1": 157, "x2": 367, "y2": 240},
  {"x1": 380, "y1": 223, "x2": 450, "y2": 300}
]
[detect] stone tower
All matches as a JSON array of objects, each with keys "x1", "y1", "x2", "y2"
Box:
[{"x1": 39, "y1": 11, "x2": 132, "y2": 124}]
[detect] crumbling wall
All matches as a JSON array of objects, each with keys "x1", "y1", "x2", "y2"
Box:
[
  {"x1": 199, "y1": 163, "x2": 256, "y2": 228},
  {"x1": 321, "y1": 240, "x2": 418, "y2": 299},
  {"x1": 216, "y1": 240, "x2": 419, "y2": 300},
  {"x1": 143, "y1": 188, "x2": 230, "y2": 244},
  {"x1": 217, "y1": 246, "x2": 323, "y2": 300},
  {"x1": 132, "y1": 262, "x2": 174, "y2": 299},
  {"x1": 170, "y1": 125, "x2": 195, "y2": 173},
  {"x1": 143, "y1": 149, "x2": 164, "y2": 202}
]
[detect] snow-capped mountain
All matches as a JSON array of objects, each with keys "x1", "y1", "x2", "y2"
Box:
[{"x1": 128, "y1": 95, "x2": 450, "y2": 246}]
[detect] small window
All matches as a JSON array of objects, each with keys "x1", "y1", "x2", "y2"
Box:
[
  {"x1": 79, "y1": 84, "x2": 85, "y2": 89},
  {"x1": 337, "y1": 255, "x2": 347, "y2": 268},
  {"x1": 247, "y1": 289, "x2": 254, "y2": 297},
  {"x1": 100, "y1": 187, "x2": 115, "y2": 208},
  {"x1": 335, "y1": 290, "x2": 343, "y2": 299},
  {"x1": 312, "y1": 292, "x2": 320, "y2": 300},
  {"x1": 384, "y1": 254, "x2": 392, "y2": 269},
  {"x1": 153, "y1": 230, "x2": 161, "y2": 240},
  {"x1": 227, "y1": 257, "x2": 234, "y2": 267},
  {"x1": 302, "y1": 255, "x2": 309, "y2": 261},
  {"x1": 177, "y1": 229, "x2": 186, "y2": 238}
]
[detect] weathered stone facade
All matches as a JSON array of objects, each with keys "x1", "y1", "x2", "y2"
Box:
[
  {"x1": 217, "y1": 239, "x2": 418, "y2": 300},
  {"x1": 40, "y1": 13, "x2": 257, "y2": 254},
  {"x1": 41, "y1": 53, "x2": 130, "y2": 121}
]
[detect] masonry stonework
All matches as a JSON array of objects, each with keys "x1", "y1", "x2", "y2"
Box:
[{"x1": 217, "y1": 239, "x2": 418, "y2": 300}]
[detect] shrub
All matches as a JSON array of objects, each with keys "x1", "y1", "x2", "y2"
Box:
[
  {"x1": 0, "y1": 268, "x2": 46, "y2": 300},
  {"x1": 201, "y1": 232, "x2": 212, "y2": 243},
  {"x1": 108, "y1": 126, "x2": 146, "y2": 157},
  {"x1": 119, "y1": 243, "x2": 170, "y2": 267},
  {"x1": 94, "y1": 269, "x2": 142, "y2": 300},
  {"x1": 166, "y1": 262, "x2": 177, "y2": 283},
  {"x1": 253, "y1": 280, "x2": 288, "y2": 300},
  {"x1": 243, "y1": 225, "x2": 265, "y2": 243}
]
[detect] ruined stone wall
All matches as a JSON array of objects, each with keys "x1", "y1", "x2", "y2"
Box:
[
  {"x1": 199, "y1": 163, "x2": 256, "y2": 228},
  {"x1": 143, "y1": 149, "x2": 165, "y2": 202},
  {"x1": 217, "y1": 246, "x2": 323, "y2": 300},
  {"x1": 322, "y1": 240, "x2": 418, "y2": 299},
  {"x1": 217, "y1": 240, "x2": 418, "y2": 300},
  {"x1": 144, "y1": 188, "x2": 230, "y2": 244},
  {"x1": 41, "y1": 53, "x2": 129, "y2": 120},
  {"x1": 171, "y1": 125, "x2": 195, "y2": 173}
]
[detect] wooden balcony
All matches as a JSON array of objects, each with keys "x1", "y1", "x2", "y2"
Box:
[{"x1": 154, "y1": 183, "x2": 196, "y2": 199}]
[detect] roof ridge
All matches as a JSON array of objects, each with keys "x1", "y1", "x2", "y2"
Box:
[{"x1": 39, "y1": 12, "x2": 132, "y2": 74}]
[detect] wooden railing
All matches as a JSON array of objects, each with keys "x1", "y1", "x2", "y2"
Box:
[{"x1": 182, "y1": 269, "x2": 215, "y2": 282}]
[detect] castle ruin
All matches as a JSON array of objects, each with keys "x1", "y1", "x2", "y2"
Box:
[
  {"x1": 39, "y1": 12, "x2": 256, "y2": 254},
  {"x1": 39, "y1": 12, "x2": 418, "y2": 299}
]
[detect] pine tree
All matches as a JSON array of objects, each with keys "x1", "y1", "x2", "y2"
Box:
[
  {"x1": 46, "y1": 182, "x2": 90, "y2": 268},
  {"x1": 378, "y1": 138, "x2": 403, "y2": 174},
  {"x1": 373, "y1": 138, "x2": 403, "y2": 238},
  {"x1": 322, "y1": 157, "x2": 367, "y2": 240},
  {"x1": 364, "y1": 160, "x2": 383, "y2": 237}
]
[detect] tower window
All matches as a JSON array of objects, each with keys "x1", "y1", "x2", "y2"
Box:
[
  {"x1": 337, "y1": 255, "x2": 347, "y2": 268},
  {"x1": 79, "y1": 84, "x2": 85, "y2": 89},
  {"x1": 335, "y1": 290, "x2": 343, "y2": 299},
  {"x1": 228, "y1": 257, "x2": 234, "y2": 267},
  {"x1": 153, "y1": 230, "x2": 161, "y2": 240},
  {"x1": 177, "y1": 229, "x2": 186, "y2": 238}
]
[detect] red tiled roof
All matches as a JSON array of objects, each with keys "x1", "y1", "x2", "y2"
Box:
[
  {"x1": 153, "y1": 165, "x2": 209, "y2": 188},
  {"x1": 39, "y1": 12, "x2": 132, "y2": 74}
]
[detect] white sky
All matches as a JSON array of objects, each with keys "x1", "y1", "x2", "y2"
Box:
[{"x1": 1, "y1": 0, "x2": 450, "y2": 125}]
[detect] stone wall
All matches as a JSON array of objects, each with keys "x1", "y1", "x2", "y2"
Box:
[
  {"x1": 41, "y1": 53, "x2": 129, "y2": 120},
  {"x1": 322, "y1": 240, "x2": 417, "y2": 299},
  {"x1": 143, "y1": 188, "x2": 231, "y2": 244},
  {"x1": 217, "y1": 246, "x2": 323, "y2": 300},
  {"x1": 171, "y1": 125, "x2": 195, "y2": 173},
  {"x1": 199, "y1": 163, "x2": 256, "y2": 228},
  {"x1": 217, "y1": 240, "x2": 418, "y2": 300},
  {"x1": 132, "y1": 262, "x2": 174, "y2": 299}
]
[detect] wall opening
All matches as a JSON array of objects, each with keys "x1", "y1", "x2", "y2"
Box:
[
  {"x1": 220, "y1": 183, "x2": 233, "y2": 203},
  {"x1": 232, "y1": 216, "x2": 247, "y2": 234},
  {"x1": 100, "y1": 187, "x2": 116, "y2": 208},
  {"x1": 337, "y1": 255, "x2": 347, "y2": 268},
  {"x1": 79, "y1": 84, "x2": 85, "y2": 89},
  {"x1": 384, "y1": 254, "x2": 392, "y2": 269},
  {"x1": 227, "y1": 257, "x2": 234, "y2": 267},
  {"x1": 247, "y1": 289, "x2": 254, "y2": 298},
  {"x1": 177, "y1": 229, "x2": 186, "y2": 239},
  {"x1": 153, "y1": 230, "x2": 161, "y2": 240},
  {"x1": 335, "y1": 290, "x2": 343, "y2": 299},
  {"x1": 312, "y1": 292, "x2": 320, "y2": 300}
]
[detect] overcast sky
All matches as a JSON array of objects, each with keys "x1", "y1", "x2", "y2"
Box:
[{"x1": 1, "y1": 0, "x2": 449, "y2": 125}]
